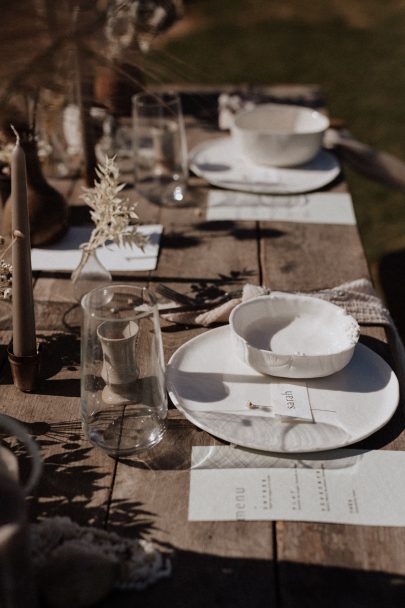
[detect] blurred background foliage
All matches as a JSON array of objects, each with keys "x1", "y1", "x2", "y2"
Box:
[
  {"x1": 1, "y1": 0, "x2": 405, "y2": 286},
  {"x1": 145, "y1": 0, "x2": 405, "y2": 282}
]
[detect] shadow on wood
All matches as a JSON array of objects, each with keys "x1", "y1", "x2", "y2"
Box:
[
  {"x1": 379, "y1": 249, "x2": 405, "y2": 344},
  {"x1": 98, "y1": 554, "x2": 405, "y2": 608}
]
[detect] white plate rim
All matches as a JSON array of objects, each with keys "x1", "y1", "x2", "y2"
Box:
[
  {"x1": 167, "y1": 325, "x2": 399, "y2": 453},
  {"x1": 189, "y1": 136, "x2": 341, "y2": 194}
]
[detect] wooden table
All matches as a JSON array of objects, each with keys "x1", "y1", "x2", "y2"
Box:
[{"x1": 2, "y1": 85, "x2": 405, "y2": 607}]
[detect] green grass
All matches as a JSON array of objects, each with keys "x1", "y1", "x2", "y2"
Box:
[{"x1": 146, "y1": 0, "x2": 405, "y2": 275}]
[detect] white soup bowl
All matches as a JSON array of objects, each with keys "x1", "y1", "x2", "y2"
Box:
[
  {"x1": 232, "y1": 103, "x2": 330, "y2": 167},
  {"x1": 229, "y1": 293, "x2": 359, "y2": 378}
]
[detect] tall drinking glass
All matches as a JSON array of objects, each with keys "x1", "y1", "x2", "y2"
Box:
[
  {"x1": 132, "y1": 92, "x2": 188, "y2": 204},
  {"x1": 81, "y1": 284, "x2": 167, "y2": 456}
]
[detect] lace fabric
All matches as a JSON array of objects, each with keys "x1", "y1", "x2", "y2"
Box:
[{"x1": 30, "y1": 516, "x2": 171, "y2": 592}]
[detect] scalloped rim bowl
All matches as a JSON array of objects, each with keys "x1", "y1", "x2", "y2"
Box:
[
  {"x1": 232, "y1": 103, "x2": 330, "y2": 167},
  {"x1": 229, "y1": 293, "x2": 360, "y2": 378}
]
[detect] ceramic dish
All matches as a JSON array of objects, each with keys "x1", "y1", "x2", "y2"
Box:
[
  {"x1": 167, "y1": 326, "x2": 399, "y2": 453},
  {"x1": 229, "y1": 293, "x2": 360, "y2": 378},
  {"x1": 232, "y1": 103, "x2": 330, "y2": 167},
  {"x1": 189, "y1": 137, "x2": 340, "y2": 194}
]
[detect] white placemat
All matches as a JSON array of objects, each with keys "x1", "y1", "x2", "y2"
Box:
[
  {"x1": 31, "y1": 225, "x2": 162, "y2": 272},
  {"x1": 206, "y1": 191, "x2": 356, "y2": 225},
  {"x1": 189, "y1": 446, "x2": 405, "y2": 526}
]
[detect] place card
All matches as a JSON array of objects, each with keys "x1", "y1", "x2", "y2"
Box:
[
  {"x1": 189, "y1": 446, "x2": 405, "y2": 526},
  {"x1": 31, "y1": 224, "x2": 162, "y2": 272},
  {"x1": 271, "y1": 381, "x2": 313, "y2": 421},
  {"x1": 206, "y1": 191, "x2": 357, "y2": 225}
]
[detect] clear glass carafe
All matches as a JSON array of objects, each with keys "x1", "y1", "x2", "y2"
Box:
[{"x1": 80, "y1": 284, "x2": 167, "y2": 456}]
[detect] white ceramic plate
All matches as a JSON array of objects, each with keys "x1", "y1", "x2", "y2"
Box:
[
  {"x1": 167, "y1": 326, "x2": 399, "y2": 453},
  {"x1": 189, "y1": 136, "x2": 340, "y2": 194}
]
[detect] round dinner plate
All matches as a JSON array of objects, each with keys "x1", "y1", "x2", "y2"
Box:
[
  {"x1": 189, "y1": 136, "x2": 341, "y2": 194},
  {"x1": 167, "y1": 326, "x2": 399, "y2": 453}
]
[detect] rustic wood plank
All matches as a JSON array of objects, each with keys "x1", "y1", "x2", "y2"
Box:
[
  {"x1": 109, "y1": 184, "x2": 276, "y2": 606},
  {"x1": 260, "y1": 222, "x2": 371, "y2": 292}
]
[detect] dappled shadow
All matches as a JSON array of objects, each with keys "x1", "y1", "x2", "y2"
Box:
[
  {"x1": 161, "y1": 232, "x2": 202, "y2": 249},
  {"x1": 196, "y1": 220, "x2": 285, "y2": 240},
  {"x1": 233, "y1": 226, "x2": 285, "y2": 240},
  {"x1": 0, "y1": 331, "x2": 81, "y2": 391},
  {"x1": 186, "y1": 270, "x2": 252, "y2": 302},
  {"x1": 107, "y1": 497, "x2": 157, "y2": 538},
  {"x1": 161, "y1": 323, "x2": 197, "y2": 333},
  {"x1": 14, "y1": 417, "x2": 157, "y2": 538},
  {"x1": 118, "y1": 422, "x2": 201, "y2": 471},
  {"x1": 160, "y1": 225, "x2": 285, "y2": 252},
  {"x1": 36, "y1": 378, "x2": 81, "y2": 397},
  {"x1": 36, "y1": 332, "x2": 81, "y2": 381}
]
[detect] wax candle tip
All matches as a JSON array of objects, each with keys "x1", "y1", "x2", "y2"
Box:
[{"x1": 10, "y1": 124, "x2": 20, "y2": 143}]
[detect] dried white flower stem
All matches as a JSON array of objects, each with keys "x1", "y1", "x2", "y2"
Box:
[{"x1": 80, "y1": 155, "x2": 147, "y2": 252}]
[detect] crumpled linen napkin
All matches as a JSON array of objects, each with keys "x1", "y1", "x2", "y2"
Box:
[
  {"x1": 30, "y1": 516, "x2": 171, "y2": 608},
  {"x1": 162, "y1": 283, "x2": 269, "y2": 327},
  {"x1": 163, "y1": 279, "x2": 405, "y2": 399},
  {"x1": 218, "y1": 93, "x2": 405, "y2": 192}
]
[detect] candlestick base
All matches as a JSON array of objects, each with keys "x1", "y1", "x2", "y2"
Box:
[{"x1": 7, "y1": 345, "x2": 40, "y2": 392}]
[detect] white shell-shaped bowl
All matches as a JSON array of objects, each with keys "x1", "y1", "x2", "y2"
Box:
[
  {"x1": 229, "y1": 293, "x2": 360, "y2": 378},
  {"x1": 232, "y1": 103, "x2": 330, "y2": 167}
]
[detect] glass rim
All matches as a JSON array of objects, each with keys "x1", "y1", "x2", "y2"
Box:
[
  {"x1": 132, "y1": 90, "x2": 181, "y2": 109},
  {"x1": 81, "y1": 283, "x2": 158, "y2": 321}
]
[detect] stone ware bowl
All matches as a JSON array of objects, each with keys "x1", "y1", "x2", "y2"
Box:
[
  {"x1": 232, "y1": 103, "x2": 330, "y2": 167},
  {"x1": 229, "y1": 293, "x2": 360, "y2": 378}
]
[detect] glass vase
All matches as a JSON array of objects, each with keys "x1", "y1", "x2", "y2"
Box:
[
  {"x1": 80, "y1": 284, "x2": 167, "y2": 456},
  {"x1": 71, "y1": 247, "x2": 112, "y2": 302}
]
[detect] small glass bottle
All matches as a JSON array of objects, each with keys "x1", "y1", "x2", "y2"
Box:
[{"x1": 71, "y1": 246, "x2": 112, "y2": 302}]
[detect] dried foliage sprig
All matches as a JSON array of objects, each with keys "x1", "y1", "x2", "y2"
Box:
[
  {"x1": 80, "y1": 155, "x2": 147, "y2": 252},
  {"x1": 0, "y1": 234, "x2": 13, "y2": 300}
]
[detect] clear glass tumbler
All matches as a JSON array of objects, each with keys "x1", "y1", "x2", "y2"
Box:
[
  {"x1": 80, "y1": 284, "x2": 167, "y2": 456},
  {"x1": 132, "y1": 91, "x2": 188, "y2": 204}
]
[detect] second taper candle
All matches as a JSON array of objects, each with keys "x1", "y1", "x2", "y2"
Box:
[{"x1": 10, "y1": 129, "x2": 36, "y2": 357}]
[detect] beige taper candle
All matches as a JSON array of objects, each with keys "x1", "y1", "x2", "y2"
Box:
[{"x1": 10, "y1": 129, "x2": 36, "y2": 357}]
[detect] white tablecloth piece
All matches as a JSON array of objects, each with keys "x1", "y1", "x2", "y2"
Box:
[{"x1": 206, "y1": 191, "x2": 356, "y2": 225}]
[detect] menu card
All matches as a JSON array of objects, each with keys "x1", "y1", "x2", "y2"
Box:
[
  {"x1": 206, "y1": 191, "x2": 356, "y2": 225},
  {"x1": 31, "y1": 225, "x2": 162, "y2": 272},
  {"x1": 189, "y1": 446, "x2": 405, "y2": 526}
]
